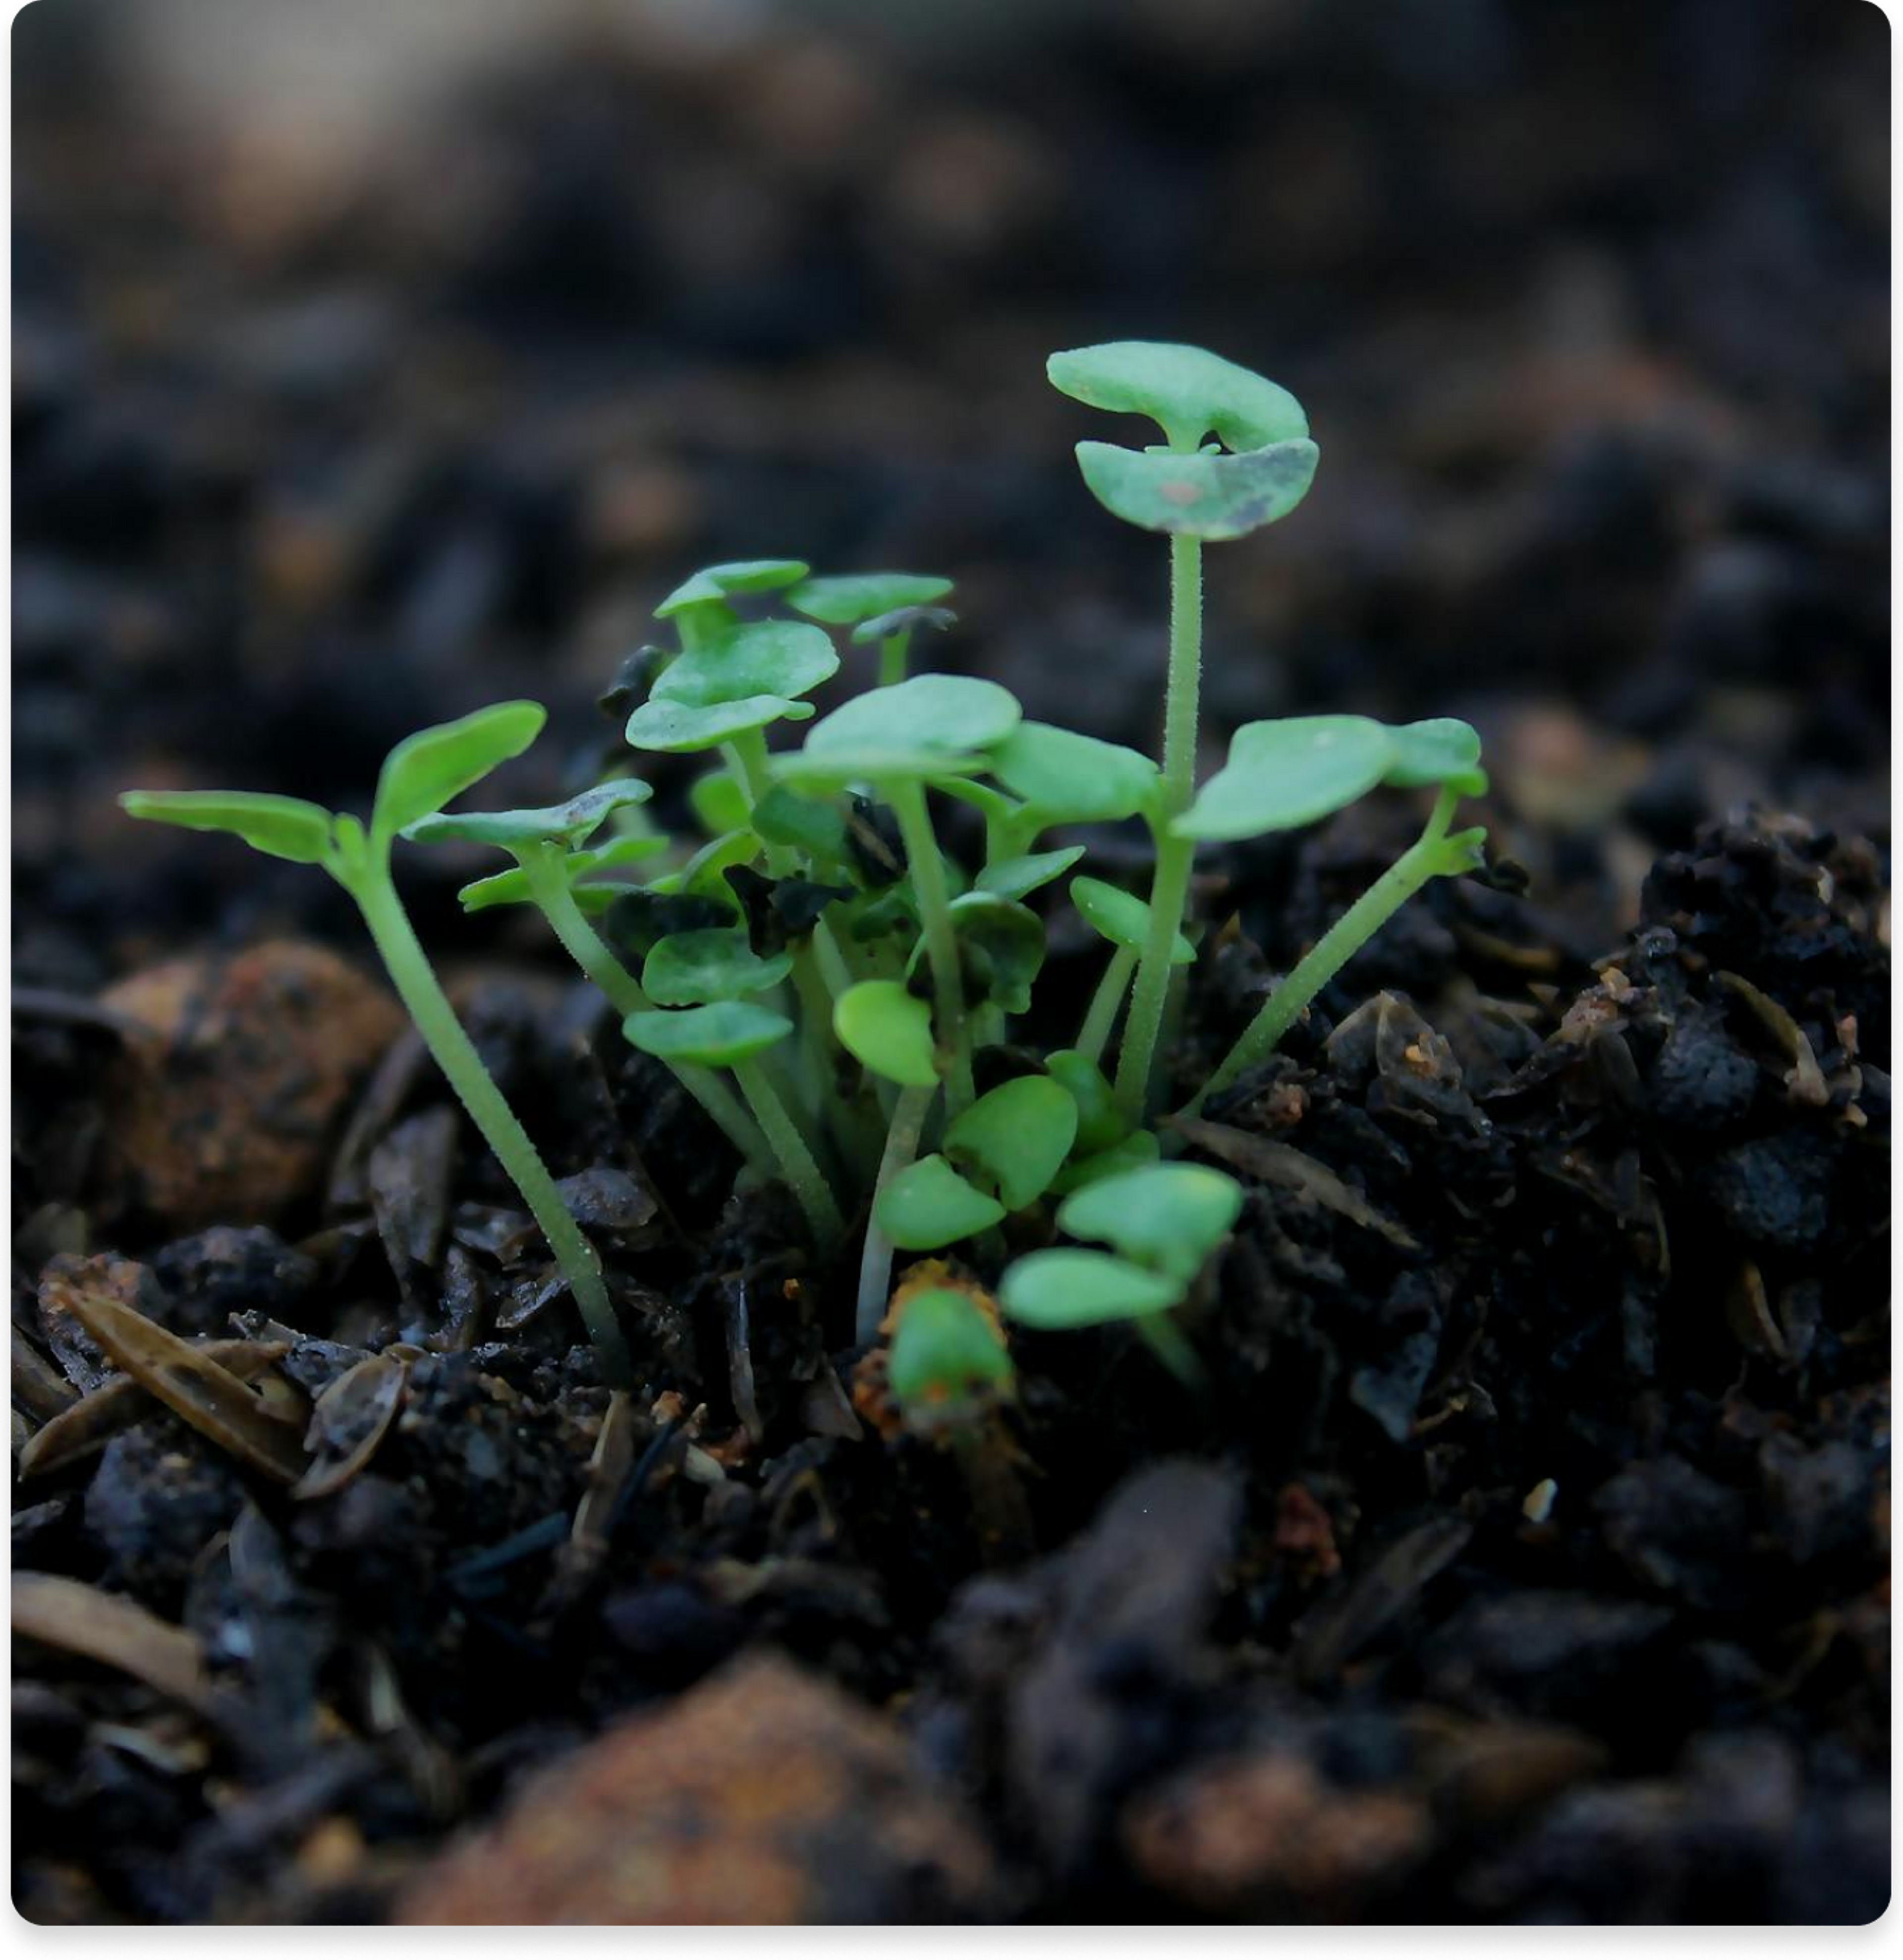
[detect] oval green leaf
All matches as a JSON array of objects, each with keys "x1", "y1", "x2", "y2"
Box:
[
  {"x1": 653, "y1": 619, "x2": 838, "y2": 710},
  {"x1": 752, "y1": 784, "x2": 849, "y2": 864},
  {"x1": 643, "y1": 930, "x2": 792, "y2": 1007},
  {"x1": 787, "y1": 572, "x2": 952, "y2": 627},
  {"x1": 1383, "y1": 717, "x2": 1483, "y2": 790},
  {"x1": 785, "y1": 674, "x2": 1022, "y2": 785},
  {"x1": 621, "y1": 1001, "x2": 790, "y2": 1068},
  {"x1": 874, "y1": 1155, "x2": 1007, "y2": 1252},
  {"x1": 371, "y1": 701, "x2": 547, "y2": 845},
  {"x1": 1074, "y1": 439, "x2": 1319, "y2": 542},
  {"x1": 988, "y1": 722, "x2": 1161, "y2": 826},
  {"x1": 834, "y1": 979, "x2": 939, "y2": 1087},
  {"x1": 626, "y1": 693, "x2": 815, "y2": 754},
  {"x1": 1057, "y1": 1162, "x2": 1243, "y2": 1282},
  {"x1": 1048, "y1": 1127, "x2": 1162, "y2": 1197},
  {"x1": 1070, "y1": 876, "x2": 1194, "y2": 962},
  {"x1": 944, "y1": 1076, "x2": 1078, "y2": 1212},
  {"x1": 120, "y1": 790, "x2": 336, "y2": 866},
  {"x1": 1175, "y1": 715, "x2": 1395, "y2": 842},
  {"x1": 1000, "y1": 1248, "x2": 1183, "y2": 1329},
  {"x1": 655, "y1": 559, "x2": 809, "y2": 619},
  {"x1": 690, "y1": 769, "x2": 751, "y2": 837},
  {"x1": 402, "y1": 779, "x2": 652, "y2": 853},
  {"x1": 1048, "y1": 341, "x2": 1310, "y2": 452}
]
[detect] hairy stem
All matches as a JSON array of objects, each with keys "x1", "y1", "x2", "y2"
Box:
[
  {"x1": 1115, "y1": 531, "x2": 1202, "y2": 1122},
  {"x1": 732, "y1": 1055, "x2": 846, "y2": 1247},
  {"x1": 1178, "y1": 787, "x2": 1472, "y2": 1119},
  {"x1": 351, "y1": 870, "x2": 632, "y2": 1385},
  {"x1": 891, "y1": 779, "x2": 976, "y2": 1117},
  {"x1": 519, "y1": 847, "x2": 772, "y2": 1174},
  {"x1": 1076, "y1": 945, "x2": 1138, "y2": 1067},
  {"x1": 854, "y1": 1081, "x2": 937, "y2": 1344}
]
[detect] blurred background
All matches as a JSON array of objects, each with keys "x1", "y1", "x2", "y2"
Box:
[{"x1": 14, "y1": 0, "x2": 1890, "y2": 985}]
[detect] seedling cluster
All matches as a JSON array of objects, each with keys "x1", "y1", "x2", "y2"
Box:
[{"x1": 124, "y1": 343, "x2": 1491, "y2": 1400}]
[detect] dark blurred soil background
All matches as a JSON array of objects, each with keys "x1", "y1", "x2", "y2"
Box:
[{"x1": 11, "y1": 0, "x2": 1892, "y2": 1927}]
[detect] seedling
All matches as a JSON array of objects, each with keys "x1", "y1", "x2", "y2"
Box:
[
  {"x1": 887, "y1": 1286, "x2": 1014, "y2": 1419},
  {"x1": 122, "y1": 705, "x2": 635, "y2": 1385},
  {"x1": 121, "y1": 343, "x2": 1499, "y2": 1400}
]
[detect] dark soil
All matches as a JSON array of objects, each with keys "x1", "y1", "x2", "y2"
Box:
[{"x1": 13, "y1": 0, "x2": 1889, "y2": 1926}]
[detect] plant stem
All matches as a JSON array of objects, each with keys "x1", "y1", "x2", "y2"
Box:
[
  {"x1": 854, "y1": 1081, "x2": 937, "y2": 1344},
  {"x1": 1076, "y1": 945, "x2": 1137, "y2": 1066},
  {"x1": 731, "y1": 1055, "x2": 846, "y2": 1246},
  {"x1": 891, "y1": 779, "x2": 976, "y2": 1118},
  {"x1": 1178, "y1": 787, "x2": 1470, "y2": 1119},
  {"x1": 350, "y1": 870, "x2": 632, "y2": 1385},
  {"x1": 877, "y1": 629, "x2": 912, "y2": 689},
  {"x1": 1114, "y1": 531, "x2": 1202, "y2": 1123},
  {"x1": 518, "y1": 847, "x2": 772, "y2": 1174},
  {"x1": 727, "y1": 728, "x2": 795, "y2": 877}
]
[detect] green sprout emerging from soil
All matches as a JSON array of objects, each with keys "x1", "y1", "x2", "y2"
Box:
[{"x1": 122, "y1": 339, "x2": 1496, "y2": 1385}]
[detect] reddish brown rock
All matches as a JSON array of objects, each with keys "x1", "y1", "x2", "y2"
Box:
[
  {"x1": 99, "y1": 941, "x2": 402, "y2": 1231},
  {"x1": 397, "y1": 1654, "x2": 1000, "y2": 1925}
]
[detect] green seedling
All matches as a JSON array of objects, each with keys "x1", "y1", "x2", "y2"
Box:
[
  {"x1": 788, "y1": 572, "x2": 955, "y2": 687},
  {"x1": 1049, "y1": 341, "x2": 1318, "y2": 1123},
  {"x1": 887, "y1": 1286, "x2": 1014, "y2": 1416},
  {"x1": 1000, "y1": 1160, "x2": 1242, "y2": 1381},
  {"x1": 655, "y1": 558, "x2": 810, "y2": 644},
  {"x1": 123, "y1": 704, "x2": 635, "y2": 1385}
]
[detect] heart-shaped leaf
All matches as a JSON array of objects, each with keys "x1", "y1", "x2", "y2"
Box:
[
  {"x1": 888, "y1": 1288, "x2": 1013, "y2": 1407},
  {"x1": 1000, "y1": 1248, "x2": 1183, "y2": 1328},
  {"x1": 873, "y1": 1155, "x2": 1007, "y2": 1251},
  {"x1": 1175, "y1": 715, "x2": 1395, "y2": 842},
  {"x1": 120, "y1": 790, "x2": 336, "y2": 866},
  {"x1": 1049, "y1": 342, "x2": 1310, "y2": 453},
  {"x1": 643, "y1": 930, "x2": 792, "y2": 1006},
  {"x1": 654, "y1": 619, "x2": 839, "y2": 709},
  {"x1": 655, "y1": 559, "x2": 809, "y2": 620},
  {"x1": 988, "y1": 722, "x2": 1161, "y2": 826},
  {"x1": 1070, "y1": 876, "x2": 1195, "y2": 962},
  {"x1": 752, "y1": 784, "x2": 849, "y2": 865},
  {"x1": 787, "y1": 572, "x2": 952, "y2": 626},
  {"x1": 622, "y1": 1001, "x2": 791, "y2": 1068},
  {"x1": 1057, "y1": 1162, "x2": 1242, "y2": 1282},
  {"x1": 402, "y1": 779, "x2": 652, "y2": 853},
  {"x1": 1073, "y1": 439, "x2": 1319, "y2": 541},
  {"x1": 1382, "y1": 717, "x2": 1483, "y2": 790},
  {"x1": 1043, "y1": 1049, "x2": 1124, "y2": 1156},
  {"x1": 776, "y1": 675, "x2": 1022, "y2": 787},
  {"x1": 944, "y1": 1076, "x2": 1077, "y2": 1211},
  {"x1": 371, "y1": 702, "x2": 547, "y2": 846},
  {"x1": 834, "y1": 979, "x2": 939, "y2": 1087},
  {"x1": 975, "y1": 846, "x2": 1086, "y2": 903}
]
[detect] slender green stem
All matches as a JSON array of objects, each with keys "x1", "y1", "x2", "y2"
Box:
[
  {"x1": 891, "y1": 780, "x2": 976, "y2": 1118},
  {"x1": 812, "y1": 916, "x2": 854, "y2": 998},
  {"x1": 877, "y1": 629, "x2": 912, "y2": 689},
  {"x1": 1115, "y1": 531, "x2": 1203, "y2": 1122},
  {"x1": 1076, "y1": 945, "x2": 1137, "y2": 1067},
  {"x1": 350, "y1": 870, "x2": 632, "y2": 1385},
  {"x1": 732, "y1": 1055, "x2": 845, "y2": 1246},
  {"x1": 727, "y1": 727, "x2": 794, "y2": 877},
  {"x1": 855, "y1": 1081, "x2": 937, "y2": 1344},
  {"x1": 1177, "y1": 788, "x2": 1471, "y2": 1119},
  {"x1": 518, "y1": 847, "x2": 772, "y2": 1174}
]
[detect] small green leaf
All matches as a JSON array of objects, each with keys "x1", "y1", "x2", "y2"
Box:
[
  {"x1": 643, "y1": 930, "x2": 792, "y2": 1006},
  {"x1": 908, "y1": 893, "x2": 1046, "y2": 1015},
  {"x1": 874, "y1": 1155, "x2": 1007, "y2": 1251},
  {"x1": 458, "y1": 833, "x2": 669, "y2": 914},
  {"x1": 1000, "y1": 1249, "x2": 1183, "y2": 1329},
  {"x1": 658, "y1": 829, "x2": 755, "y2": 910},
  {"x1": 654, "y1": 619, "x2": 838, "y2": 709},
  {"x1": 626, "y1": 694, "x2": 816, "y2": 753},
  {"x1": 787, "y1": 572, "x2": 952, "y2": 627},
  {"x1": 655, "y1": 559, "x2": 809, "y2": 619},
  {"x1": 1383, "y1": 717, "x2": 1483, "y2": 790},
  {"x1": 690, "y1": 769, "x2": 751, "y2": 837},
  {"x1": 752, "y1": 784, "x2": 849, "y2": 864},
  {"x1": 621, "y1": 1001, "x2": 790, "y2": 1068},
  {"x1": 888, "y1": 1288, "x2": 1013, "y2": 1408},
  {"x1": 1048, "y1": 342, "x2": 1310, "y2": 452},
  {"x1": 1175, "y1": 716, "x2": 1395, "y2": 842},
  {"x1": 1044, "y1": 1049, "x2": 1124, "y2": 1156},
  {"x1": 944, "y1": 1076, "x2": 1078, "y2": 1211},
  {"x1": 778, "y1": 675, "x2": 1022, "y2": 787},
  {"x1": 1071, "y1": 876, "x2": 1194, "y2": 962},
  {"x1": 371, "y1": 702, "x2": 547, "y2": 846},
  {"x1": 402, "y1": 779, "x2": 652, "y2": 853},
  {"x1": 975, "y1": 846, "x2": 1086, "y2": 902},
  {"x1": 835, "y1": 980, "x2": 939, "y2": 1087},
  {"x1": 1048, "y1": 1127, "x2": 1161, "y2": 1196},
  {"x1": 988, "y1": 722, "x2": 1160, "y2": 826},
  {"x1": 1058, "y1": 1162, "x2": 1242, "y2": 1283},
  {"x1": 120, "y1": 790, "x2": 336, "y2": 866},
  {"x1": 850, "y1": 605, "x2": 956, "y2": 648},
  {"x1": 1074, "y1": 439, "x2": 1319, "y2": 542}
]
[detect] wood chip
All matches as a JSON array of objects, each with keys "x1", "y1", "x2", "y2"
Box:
[
  {"x1": 54, "y1": 1288, "x2": 311, "y2": 1484},
  {"x1": 291, "y1": 1351, "x2": 408, "y2": 1499},
  {"x1": 13, "y1": 1573, "x2": 209, "y2": 1707},
  {"x1": 1170, "y1": 1117, "x2": 1421, "y2": 1250}
]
